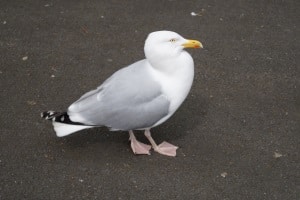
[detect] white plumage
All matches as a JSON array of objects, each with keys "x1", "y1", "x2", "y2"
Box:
[{"x1": 42, "y1": 30, "x2": 202, "y2": 156}]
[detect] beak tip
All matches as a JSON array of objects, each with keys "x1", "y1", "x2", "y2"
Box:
[{"x1": 198, "y1": 42, "x2": 203, "y2": 49}]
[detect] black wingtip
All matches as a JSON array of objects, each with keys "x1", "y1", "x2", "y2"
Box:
[
  {"x1": 41, "y1": 111, "x2": 57, "y2": 120},
  {"x1": 41, "y1": 111, "x2": 86, "y2": 125}
]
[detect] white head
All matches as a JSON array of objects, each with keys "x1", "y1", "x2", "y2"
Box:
[{"x1": 144, "y1": 31, "x2": 202, "y2": 65}]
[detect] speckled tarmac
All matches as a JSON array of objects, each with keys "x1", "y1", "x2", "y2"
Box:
[{"x1": 0, "y1": 1, "x2": 299, "y2": 199}]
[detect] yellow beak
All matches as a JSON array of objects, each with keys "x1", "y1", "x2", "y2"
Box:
[{"x1": 182, "y1": 39, "x2": 203, "y2": 49}]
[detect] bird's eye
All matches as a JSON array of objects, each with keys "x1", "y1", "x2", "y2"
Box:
[{"x1": 169, "y1": 38, "x2": 177, "y2": 43}]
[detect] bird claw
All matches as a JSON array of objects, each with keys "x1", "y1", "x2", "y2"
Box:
[
  {"x1": 130, "y1": 139, "x2": 151, "y2": 155},
  {"x1": 154, "y1": 141, "x2": 178, "y2": 157}
]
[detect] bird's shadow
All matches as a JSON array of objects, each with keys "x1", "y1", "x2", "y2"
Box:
[
  {"x1": 153, "y1": 94, "x2": 209, "y2": 142},
  {"x1": 60, "y1": 128, "x2": 128, "y2": 149}
]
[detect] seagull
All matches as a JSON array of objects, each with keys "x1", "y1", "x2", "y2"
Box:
[{"x1": 41, "y1": 30, "x2": 203, "y2": 156}]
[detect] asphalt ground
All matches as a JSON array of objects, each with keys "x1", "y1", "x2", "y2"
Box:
[{"x1": 0, "y1": 0, "x2": 299, "y2": 199}]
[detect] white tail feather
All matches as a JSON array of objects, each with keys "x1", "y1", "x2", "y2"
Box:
[{"x1": 52, "y1": 122, "x2": 93, "y2": 137}]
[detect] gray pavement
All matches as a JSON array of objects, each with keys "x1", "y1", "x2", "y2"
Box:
[{"x1": 0, "y1": 0, "x2": 299, "y2": 199}]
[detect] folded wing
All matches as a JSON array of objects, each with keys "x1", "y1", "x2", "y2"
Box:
[{"x1": 68, "y1": 60, "x2": 170, "y2": 131}]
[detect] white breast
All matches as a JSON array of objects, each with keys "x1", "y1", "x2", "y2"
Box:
[{"x1": 148, "y1": 51, "x2": 194, "y2": 127}]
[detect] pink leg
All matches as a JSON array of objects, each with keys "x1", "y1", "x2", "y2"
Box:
[
  {"x1": 129, "y1": 130, "x2": 151, "y2": 155},
  {"x1": 144, "y1": 129, "x2": 178, "y2": 157}
]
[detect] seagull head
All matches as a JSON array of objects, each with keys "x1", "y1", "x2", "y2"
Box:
[{"x1": 144, "y1": 30, "x2": 203, "y2": 63}]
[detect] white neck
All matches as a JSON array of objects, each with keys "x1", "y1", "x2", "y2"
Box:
[{"x1": 147, "y1": 51, "x2": 195, "y2": 122}]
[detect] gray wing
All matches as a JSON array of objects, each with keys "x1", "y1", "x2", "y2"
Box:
[{"x1": 67, "y1": 60, "x2": 170, "y2": 130}]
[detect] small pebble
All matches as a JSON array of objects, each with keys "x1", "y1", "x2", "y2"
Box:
[
  {"x1": 273, "y1": 152, "x2": 283, "y2": 158},
  {"x1": 22, "y1": 56, "x2": 28, "y2": 61},
  {"x1": 51, "y1": 75, "x2": 55, "y2": 78},
  {"x1": 220, "y1": 172, "x2": 228, "y2": 178},
  {"x1": 190, "y1": 9, "x2": 205, "y2": 16},
  {"x1": 27, "y1": 100, "x2": 37, "y2": 105}
]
